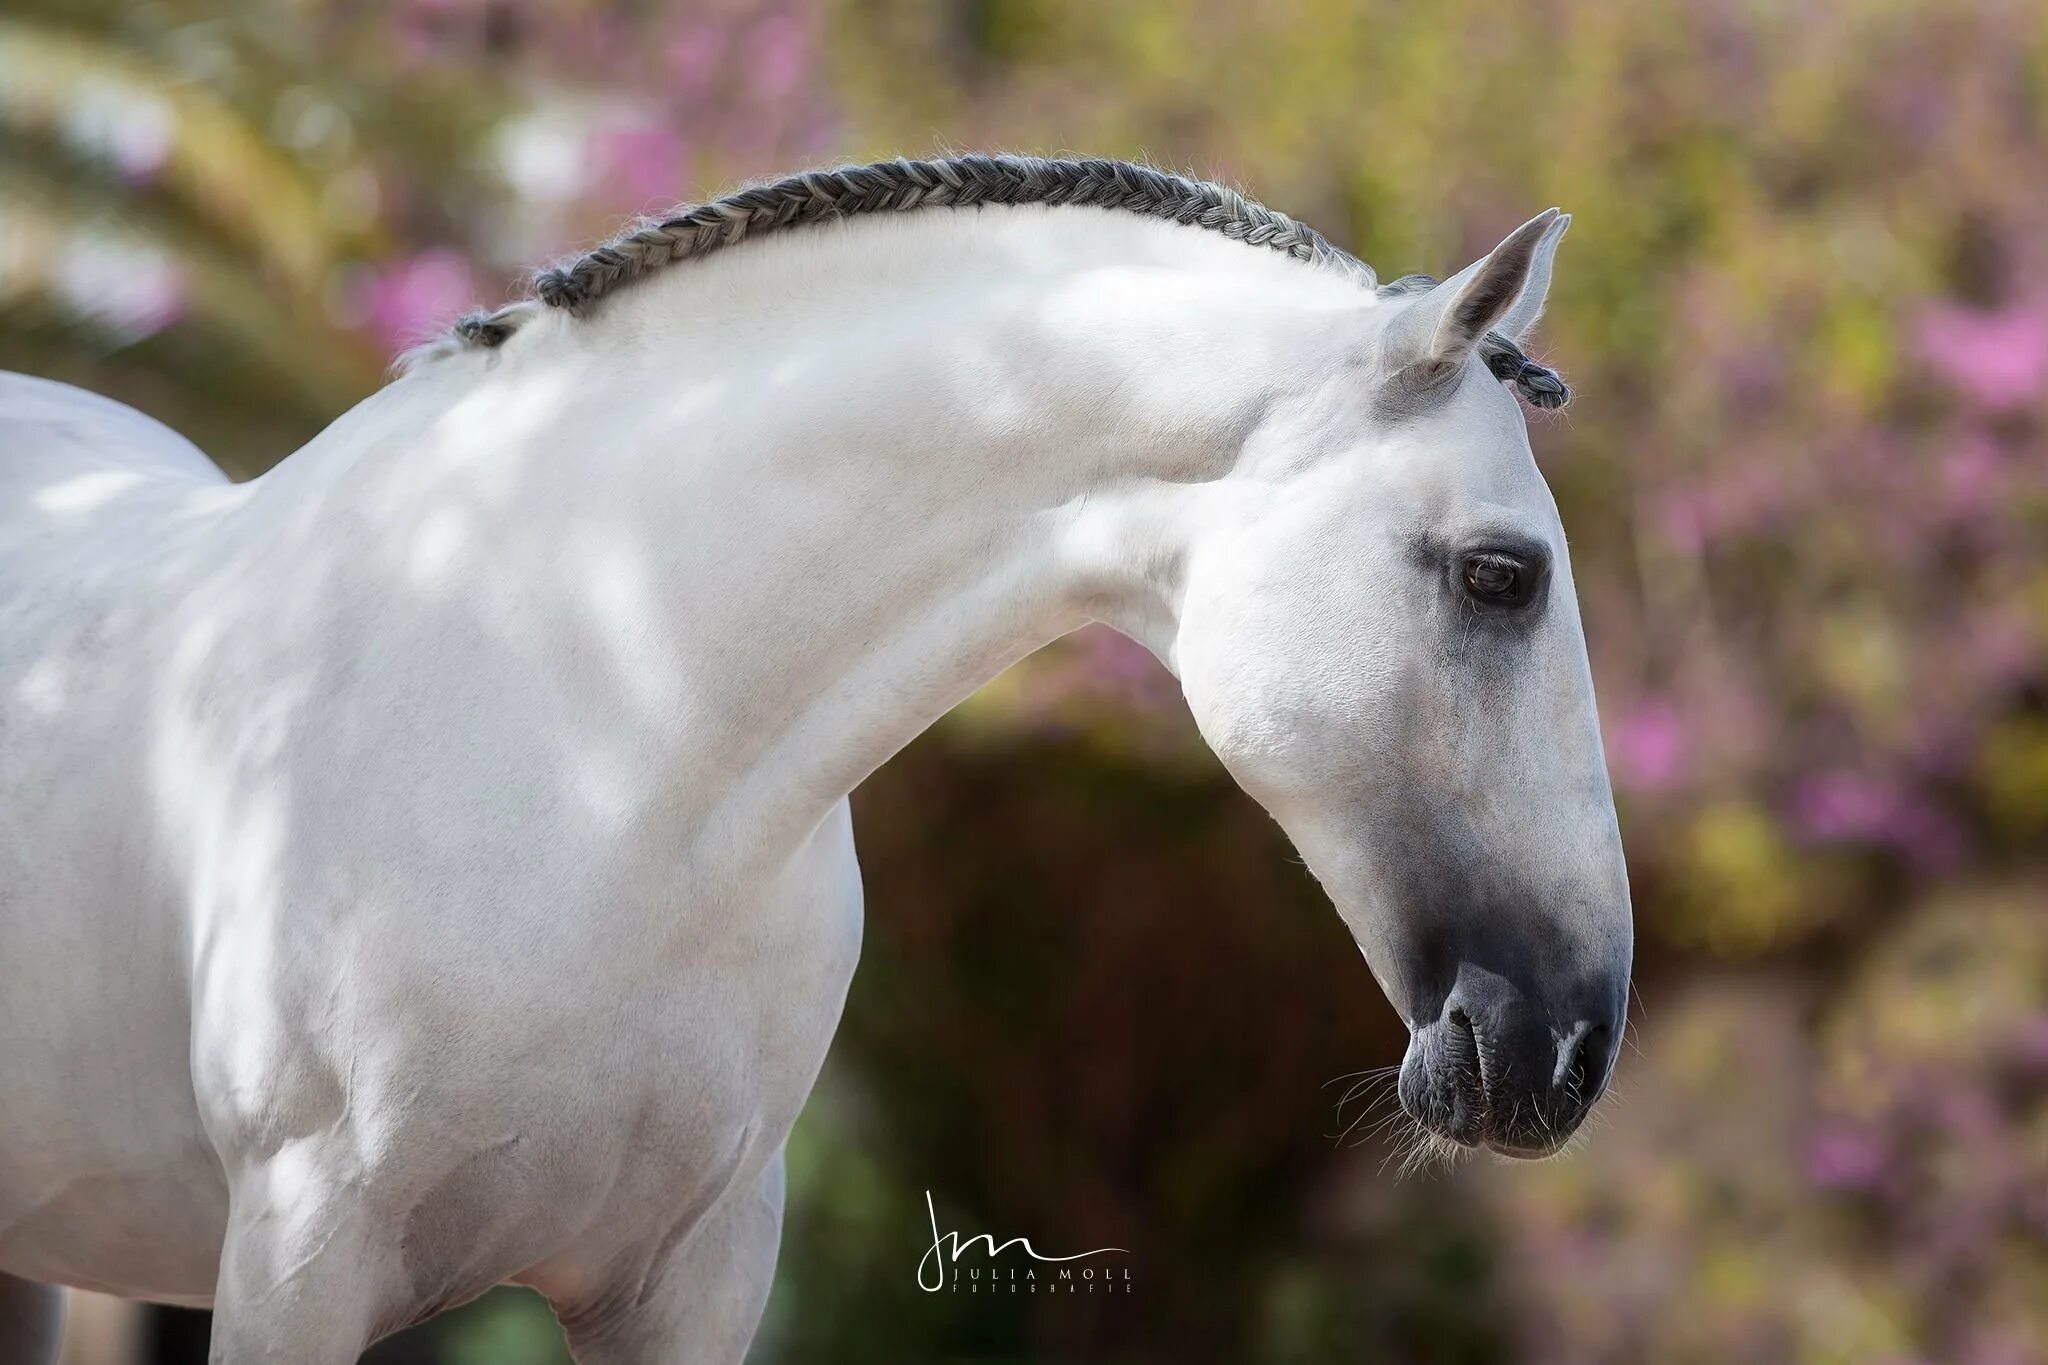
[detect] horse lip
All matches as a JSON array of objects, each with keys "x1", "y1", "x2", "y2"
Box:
[
  {"x1": 1442, "y1": 1008, "x2": 1487, "y2": 1144},
  {"x1": 1398, "y1": 1010, "x2": 1505, "y2": 1148},
  {"x1": 1485, "y1": 1135, "x2": 1568, "y2": 1159}
]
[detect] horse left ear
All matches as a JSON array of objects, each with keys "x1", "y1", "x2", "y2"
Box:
[{"x1": 1386, "y1": 208, "x2": 1562, "y2": 387}]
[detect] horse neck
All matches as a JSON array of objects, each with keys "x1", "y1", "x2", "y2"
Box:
[{"x1": 249, "y1": 212, "x2": 1349, "y2": 868}]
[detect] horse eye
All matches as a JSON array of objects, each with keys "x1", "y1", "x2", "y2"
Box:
[{"x1": 1462, "y1": 554, "x2": 1525, "y2": 604}]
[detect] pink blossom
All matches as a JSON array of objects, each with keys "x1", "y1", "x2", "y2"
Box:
[
  {"x1": 1958, "y1": 610, "x2": 2039, "y2": 690},
  {"x1": 1963, "y1": 1333, "x2": 2038, "y2": 1365},
  {"x1": 106, "y1": 265, "x2": 185, "y2": 337},
  {"x1": 1607, "y1": 697, "x2": 1689, "y2": 793},
  {"x1": 1016, "y1": 625, "x2": 1182, "y2": 717},
  {"x1": 1914, "y1": 300, "x2": 2048, "y2": 410},
  {"x1": 1788, "y1": 771, "x2": 1966, "y2": 872},
  {"x1": 1082, "y1": 627, "x2": 1161, "y2": 683},
  {"x1": 1652, "y1": 487, "x2": 1710, "y2": 554},
  {"x1": 1881, "y1": 797, "x2": 1968, "y2": 873},
  {"x1": 1650, "y1": 462, "x2": 1785, "y2": 553},
  {"x1": 1938, "y1": 433, "x2": 2006, "y2": 518},
  {"x1": 2012, "y1": 1012, "x2": 2048, "y2": 1070},
  {"x1": 592, "y1": 120, "x2": 687, "y2": 205},
  {"x1": 747, "y1": 12, "x2": 813, "y2": 99},
  {"x1": 1803, "y1": 1120, "x2": 1889, "y2": 1190},
  {"x1": 391, "y1": 0, "x2": 474, "y2": 65},
  {"x1": 1789, "y1": 770, "x2": 1898, "y2": 842},
  {"x1": 354, "y1": 249, "x2": 479, "y2": 354},
  {"x1": 107, "y1": 103, "x2": 172, "y2": 186},
  {"x1": 1077, "y1": 626, "x2": 1179, "y2": 710},
  {"x1": 666, "y1": 19, "x2": 730, "y2": 91},
  {"x1": 1934, "y1": 1082, "x2": 2002, "y2": 1142},
  {"x1": 56, "y1": 246, "x2": 184, "y2": 340}
]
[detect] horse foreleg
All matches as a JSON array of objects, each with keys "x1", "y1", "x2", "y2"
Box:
[
  {"x1": 205, "y1": 1150, "x2": 405, "y2": 1364},
  {"x1": 555, "y1": 1146, "x2": 787, "y2": 1365},
  {"x1": 0, "y1": 1273, "x2": 63, "y2": 1365}
]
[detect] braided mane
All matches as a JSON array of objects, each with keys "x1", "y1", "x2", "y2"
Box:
[{"x1": 414, "y1": 153, "x2": 1568, "y2": 407}]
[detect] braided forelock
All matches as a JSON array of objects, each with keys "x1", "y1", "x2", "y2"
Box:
[{"x1": 430, "y1": 153, "x2": 1568, "y2": 407}]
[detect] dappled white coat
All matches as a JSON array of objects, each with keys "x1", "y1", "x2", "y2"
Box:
[{"x1": 0, "y1": 202, "x2": 1621, "y2": 1363}]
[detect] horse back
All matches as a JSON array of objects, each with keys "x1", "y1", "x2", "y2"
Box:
[{"x1": 0, "y1": 370, "x2": 225, "y2": 494}]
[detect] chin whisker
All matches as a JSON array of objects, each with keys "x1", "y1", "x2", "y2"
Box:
[{"x1": 1327, "y1": 1065, "x2": 1405, "y2": 1146}]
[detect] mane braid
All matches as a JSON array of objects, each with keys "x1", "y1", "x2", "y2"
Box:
[
  {"x1": 530, "y1": 154, "x2": 1370, "y2": 311},
  {"x1": 428, "y1": 153, "x2": 1568, "y2": 407}
]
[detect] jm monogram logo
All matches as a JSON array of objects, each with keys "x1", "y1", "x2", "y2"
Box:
[{"x1": 917, "y1": 1191, "x2": 1133, "y2": 1294}]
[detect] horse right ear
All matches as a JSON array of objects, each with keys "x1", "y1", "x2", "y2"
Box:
[
  {"x1": 1493, "y1": 212, "x2": 1570, "y2": 346},
  {"x1": 1383, "y1": 208, "x2": 1561, "y2": 389}
]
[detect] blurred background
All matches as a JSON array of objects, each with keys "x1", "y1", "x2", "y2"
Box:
[{"x1": 5, "y1": 1, "x2": 2045, "y2": 1362}]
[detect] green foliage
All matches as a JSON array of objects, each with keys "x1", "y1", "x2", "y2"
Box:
[
  {"x1": 1492, "y1": 884, "x2": 2048, "y2": 1364},
  {"x1": 828, "y1": 0, "x2": 2048, "y2": 956}
]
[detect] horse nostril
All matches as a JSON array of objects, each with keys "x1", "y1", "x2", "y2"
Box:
[{"x1": 1553, "y1": 1018, "x2": 1613, "y2": 1111}]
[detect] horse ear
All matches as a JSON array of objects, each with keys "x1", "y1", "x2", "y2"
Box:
[
  {"x1": 1385, "y1": 208, "x2": 1562, "y2": 387},
  {"x1": 1495, "y1": 212, "x2": 1570, "y2": 345}
]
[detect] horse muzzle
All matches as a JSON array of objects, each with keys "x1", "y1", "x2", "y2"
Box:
[{"x1": 1396, "y1": 962, "x2": 1623, "y2": 1157}]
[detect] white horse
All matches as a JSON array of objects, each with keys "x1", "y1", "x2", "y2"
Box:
[{"x1": 0, "y1": 156, "x2": 1630, "y2": 1363}]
